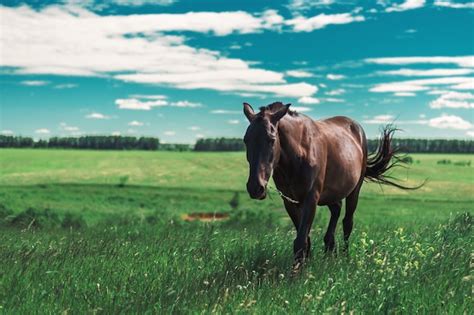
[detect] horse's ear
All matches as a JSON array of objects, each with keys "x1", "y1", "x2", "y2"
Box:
[
  {"x1": 271, "y1": 103, "x2": 291, "y2": 123},
  {"x1": 243, "y1": 102, "x2": 255, "y2": 122}
]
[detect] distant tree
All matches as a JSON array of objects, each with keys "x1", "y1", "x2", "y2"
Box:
[
  {"x1": 0, "y1": 135, "x2": 34, "y2": 148},
  {"x1": 194, "y1": 138, "x2": 244, "y2": 151}
]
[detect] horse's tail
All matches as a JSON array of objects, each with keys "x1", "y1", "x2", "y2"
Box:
[{"x1": 365, "y1": 125, "x2": 424, "y2": 190}]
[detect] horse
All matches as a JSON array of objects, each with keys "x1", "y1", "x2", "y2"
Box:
[{"x1": 242, "y1": 101, "x2": 414, "y2": 269}]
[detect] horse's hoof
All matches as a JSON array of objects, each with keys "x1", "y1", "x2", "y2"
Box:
[
  {"x1": 291, "y1": 255, "x2": 305, "y2": 274},
  {"x1": 324, "y1": 244, "x2": 337, "y2": 256},
  {"x1": 291, "y1": 261, "x2": 303, "y2": 275}
]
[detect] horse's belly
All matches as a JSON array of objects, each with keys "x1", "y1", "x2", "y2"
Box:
[
  {"x1": 319, "y1": 147, "x2": 363, "y2": 205},
  {"x1": 319, "y1": 176, "x2": 359, "y2": 205}
]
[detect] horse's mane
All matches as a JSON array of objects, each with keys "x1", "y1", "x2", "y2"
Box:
[{"x1": 258, "y1": 102, "x2": 298, "y2": 117}]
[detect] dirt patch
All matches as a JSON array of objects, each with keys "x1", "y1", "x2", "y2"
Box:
[{"x1": 182, "y1": 212, "x2": 229, "y2": 222}]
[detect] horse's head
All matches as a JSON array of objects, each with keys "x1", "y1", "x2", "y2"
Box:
[{"x1": 243, "y1": 102, "x2": 290, "y2": 200}]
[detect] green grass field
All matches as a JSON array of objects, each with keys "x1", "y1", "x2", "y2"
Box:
[{"x1": 0, "y1": 149, "x2": 472, "y2": 313}]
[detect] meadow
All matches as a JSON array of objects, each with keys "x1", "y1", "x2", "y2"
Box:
[{"x1": 0, "y1": 149, "x2": 472, "y2": 313}]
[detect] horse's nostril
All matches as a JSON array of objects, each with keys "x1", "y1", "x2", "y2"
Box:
[{"x1": 247, "y1": 181, "x2": 265, "y2": 198}]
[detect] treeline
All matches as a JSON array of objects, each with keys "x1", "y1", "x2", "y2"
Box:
[
  {"x1": 367, "y1": 138, "x2": 474, "y2": 154},
  {"x1": 1, "y1": 135, "x2": 473, "y2": 153},
  {"x1": 194, "y1": 138, "x2": 245, "y2": 152},
  {"x1": 0, "y1": 135, "x2": 160, "y2": 150},
  {"x1": 195, "y1": 137, "x2": 474, "y2": 153}
]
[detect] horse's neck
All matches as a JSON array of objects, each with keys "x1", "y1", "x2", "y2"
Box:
[
  {"x1": 275, "y1": 117, "x2": 305, "y2": 176},
  {"x1": 279, "y1": 115, "x2": 308, "y2": 149}
]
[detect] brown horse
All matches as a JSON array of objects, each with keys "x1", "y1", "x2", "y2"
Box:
[{"x1": 243, "y1": 101, "x2": 412, "y2": 268}]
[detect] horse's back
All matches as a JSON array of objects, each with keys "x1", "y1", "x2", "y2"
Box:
[{"x1": 319, "y1": 116, "x2": 366, "y2": 145}]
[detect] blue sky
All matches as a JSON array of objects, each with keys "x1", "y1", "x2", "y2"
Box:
[{"x1": 0, "y1": 0, "x2": 473, "y2": 143}]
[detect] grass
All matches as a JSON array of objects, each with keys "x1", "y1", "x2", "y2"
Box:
[{"x1": 0, "y1": 149, "x2": 472, "y2": 313}]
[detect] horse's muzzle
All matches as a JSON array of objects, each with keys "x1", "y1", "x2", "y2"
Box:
[{"x1": 247, "y1": 182, "x2": 267, "y2": 200}]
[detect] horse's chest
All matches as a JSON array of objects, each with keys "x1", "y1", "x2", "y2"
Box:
[{"x1": 273, "y1": 164, "x2": 317, "y2": 199}]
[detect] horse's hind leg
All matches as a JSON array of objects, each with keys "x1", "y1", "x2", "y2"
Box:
[
  {"x1": 343, "y1": 183, "x2": 362, "y2": 252},
  {"x1": 324, "y1": 200, "x2": 342, "y2": 253}
]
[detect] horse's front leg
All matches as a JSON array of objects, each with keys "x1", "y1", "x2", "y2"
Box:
[
  {"x1": 293, "y1": 193, "x2": 319, "y2": 270},
  {"x1": 283, "y1": 199, "x2": 311, "y2": 258}
]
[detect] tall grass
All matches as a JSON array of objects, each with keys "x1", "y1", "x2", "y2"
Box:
[{"x1": 0, "y1": 212, "x2": 471, "y2": 313}]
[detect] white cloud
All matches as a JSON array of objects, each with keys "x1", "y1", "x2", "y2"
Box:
[
  {"x1": 291, "y1": 106, "x2": 312, "y2": 112},
  {"x1": 35, "y1": 128, "x2": 51, "y2": 134},
  {"x1": 428, "y1": 114, "x2": 472, "y2": 130},
  {"x1": 285, "y1": 70, "x2": 313, "y2": 78},
  {"x1": 293, "y1": 61, "x2": 309, "y2": 66},
  {"x1": 430, "y1": 91, "x2": 474, "y2": 109},
  {"x1": 228, "y1": 119, "x2": 240, "y2": 124},
  {"x1": 20, "y1": 80, "x2": 49, "y2": 86},
  {"x1": 363, "y1": 114, "x2": 395, "y2": 124},
  {"x1": 116, "y1": 98, "x2": 168, "y2": 110},
  {"x1": 287, "y1": 0, "x2": 335, "y2": 13},
  {"x1": 54, "y1": 83, "x2": 78, "y2": 89},
  {"x1": 378, "y1": 68, "x2": 474, "y2": 77},
  {"x1": 366, "y1": 56, "x2": 474, "y2": 68},
  {"x1": 325, "y1": 88, "x2": 346, "y2": 96},
  {"x1": 129, "y1": 94, "x2": 167, "y2": 100},
  {"x1": 451, "y1": 81, "x2": 474, "y2": 90},
  {"x1": 427, "y1": 90, "x2": 450, "y2": 95},
  {"x1": 342, "y1": 83, "x2": 364, "y2": 88},
  {"x1": 386, "y1": 0, "x2": 425, "y2": 12},
  {"x1": 394, "y1": 92, "x2": 416, "y2": 96},
  {"x1": 163, "y1": 130, "x2": 176, "y2": 136},
  {"x1": 298, "y1": 96, "x2": 320, "y2": 104},
  {"x1": 362, "y1": 115, "x2": 434, "y2": 126},
  {"x1": 113, "y1": 68, "x2": 285, "y2": 86},
  {"x1": 111, "y1": 131, "x2": 121, "y2": 136},
  {"x1": 17, "y1": 67, "x2": 98, "y2": 76},
  {"x1": 1, "y1": 6, "x2": 318, "y2": 99},
  {"x1": 170, "y1": 100, "x2": 202, "y2": 108},
  {"x1": 261, "y1": 9, "x2": 285, "y2": 29},
  {"x1": 434, "y1": 1, "x2": 474, "y2": 9},
  {"x1": 324, "y1": 98, "x2": 345, "y2": 103},
  {"x1": 1, "y1": 130, "x2": 14, "y2": 135},
  {"x1": 210, "y1": 109, "x2": 240, "y2": 114},
  {"x1": 195, "y1": 133, "x2": 205, "y2": 138},
  {"x1": 466, "y1": 131, "x2": 474, "y2": 137},
  {"x1": 188, "y1": 126, "x2": 200, "y2": 131},
  {"x1": 287, "y1": 13, "x2": 365, "y2": 32},
  {"x1": 112, "y1": 0, "x2": 176, "y2": 6},
  {"x1": 371, "y1": 84, "x2": 428, "y2": 93},
  {"x1": 370, "y1": 77, "x2": 474, "y2": 93},
  {"x1": 85, "y1": 112, "x2": 111, "y2": 119},
  {"x1": 65, "y1": 0, "x2": 176, "y2": 9},
  {"x1": 116, "y1": 75, "x2": 317, "y2": 98},
  {"x1": 128, "y1": 120, "x2": 144, "y2": 126},
  {"x1": 116, "y1": 97, "x2": 201, "y2": 110},
  {"x1": 327, "y1": 74, "x2": 346, "y2": 80},
  {"x1": 59, "y1": 122, "x2": 80, "y2": 132}
]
